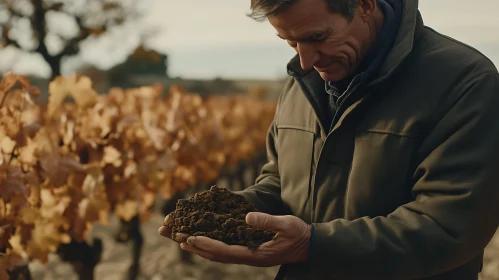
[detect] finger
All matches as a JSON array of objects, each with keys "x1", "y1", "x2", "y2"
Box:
[
  {"x1": 180, "y1": 243, "x2": 221, "y2": 263},
  {"x1": 158, "y1": 226, "x2": 189, "y2": 243},
  {"x1": 180, "y1": 243, "x2": 247, "y2": 264},
  {"x1": 162, "y1": 215, "x2": 170, "y2": 226},
  {"x1": 246, "y1": 212, "x2": 289, "y2": 232},
  {"x1": 175, "y1": 233, "x2": 189, "y2": 243},
  {"x1": 158, "y1": 226, "x2": 171, "y2": 238},
  {"x1": 187, "y1": 236, "x2": 258, "y2": 261}
]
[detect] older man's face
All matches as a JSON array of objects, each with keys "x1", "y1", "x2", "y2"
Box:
[{"x1": 269, "y1": 0, "x2": 372, "y2": 82}]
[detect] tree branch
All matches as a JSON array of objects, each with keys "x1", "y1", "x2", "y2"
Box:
[
  {"x1": 57, "y1": 15, "x2": 92, "y2": 58},
  {"x1": 31, "y1": 0, "x2": 49, "y2": 58},
  {"x1": 1, "y1": 27, "x2": 21, "y2": 49},
  {"x1": 4, "y1": 2, "x2": 25, "y2": 18},
  {"x1": 46, "y1": 2, "x2": 64, "y2": 11},
  {"x1": 1, "y1": 35, "x2": 22, "y2": 49},
  {"x1": 1, "y1": 0, "x2": 149, "y2": 79}
]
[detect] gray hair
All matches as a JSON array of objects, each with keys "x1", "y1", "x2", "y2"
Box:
[{"x1": 248, "y1": 0, "x2": 359, "y2": 22}]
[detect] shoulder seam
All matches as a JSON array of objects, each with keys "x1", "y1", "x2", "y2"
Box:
[{"x1": 422, "y1": 26, "x2": 497, "y2": 70}]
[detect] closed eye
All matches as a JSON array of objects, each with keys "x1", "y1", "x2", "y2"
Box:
[{"x1": 310, "y1": 33, "x2": 328, "y2": 42}]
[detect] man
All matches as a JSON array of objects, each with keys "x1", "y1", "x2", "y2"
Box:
[{"x1": 159, "y1": 0, "x2": 499, "y2": 279}]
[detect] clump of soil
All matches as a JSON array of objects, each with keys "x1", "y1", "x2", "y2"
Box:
[{"x1": 164, "y1": 186, "x2": 276, "y2": 250}]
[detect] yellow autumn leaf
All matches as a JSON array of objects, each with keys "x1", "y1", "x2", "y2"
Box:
[
  {"x1": 40, "y1": 189, "x2": 71, "y2": 219},
  {"x1": 141, "y1": 191, "x2": 156, "y2": 210},
  {"x1": 18, "y1": 138, "x2": 37, "y2": 167},
  {"x1": 78, "y1": 198, "x2": 100, "y2": 222},
  {"x1": 115, "y1": 200, "x2": 138, "y2": 222},
  {"x1": 70, "y1": 76, "x2": 98, "y2": 108},
  {"x1": 0, "y1": 137, "x2": 15, "y2": 155},
  {"x1": 18, "y1": 207, "x2": 39, "y2": 224},
  {"x1": 8, "y1": 233, "x2": 26, "y2": 257},
  {"x1": 47, "y1": 74, "x2": 98, "y2": 118},
  {"x1": 47, "y1": 75, "x2": 76, "y2": 118},
  {"x1": 102, "y1": 146, "x2": 122, "y2": 167}
]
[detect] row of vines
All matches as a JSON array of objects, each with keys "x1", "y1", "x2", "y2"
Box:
[{"x1": 0, "y1": 73, "x2": 275, "y2": 279}]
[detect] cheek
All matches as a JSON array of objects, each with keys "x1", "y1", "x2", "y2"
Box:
[
  {"x1": 348, "y1": 19, "x2": 371, "y2": 62},
  {"x1": 318, "y1": 41, "x2": 358, "y2": 66},
  {"x1": 344, "y1": 40, "x2": 362, "y2": 65}
]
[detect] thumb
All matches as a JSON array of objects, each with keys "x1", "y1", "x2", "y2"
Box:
[{"x1": 246, "y1": 212, "x2": 287, "y2": 232}]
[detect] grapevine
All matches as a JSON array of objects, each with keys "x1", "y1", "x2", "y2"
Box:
[{"x1": 0, "y1": 73, "x2": 275, "y2": 278}]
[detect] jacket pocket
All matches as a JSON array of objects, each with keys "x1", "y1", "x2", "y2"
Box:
[
  {"x1": 346, "y1": 130, "x2": 418, "y2": 218},
  {"x1": 276, "y1": 125, "x2": 315, "y2": 217}
]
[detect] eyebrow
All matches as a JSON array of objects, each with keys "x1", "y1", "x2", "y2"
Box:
[{"x1": 277, "y1": 27, "x2": 332, "y2": 42}]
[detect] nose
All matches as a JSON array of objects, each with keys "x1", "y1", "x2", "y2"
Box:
[{"x1": 297, "y1": 43, "x2": 320, "y2": 71}]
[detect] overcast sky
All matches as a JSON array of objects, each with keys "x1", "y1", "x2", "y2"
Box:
[{"x1": 1, "y1": 0, "x2": 498, "y2": 80}]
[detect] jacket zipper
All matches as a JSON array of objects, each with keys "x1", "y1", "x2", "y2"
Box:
[
  {"x1": 329, "y1": 83, "x2": 361, "y2": 134},
  {"x1": 295, "y1": 75, "x2": 363, "y2": 223},
  {"x1": 294, "y1": 76, "x2": 327, "y2": 223}
]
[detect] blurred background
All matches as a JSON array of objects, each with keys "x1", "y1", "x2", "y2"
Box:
[
  {"x1": 1, "y1": 0, "x2": 498, "y2": 99},
  {"x1": 0, "y1": 0, "x2": 498, "y2": 279}
]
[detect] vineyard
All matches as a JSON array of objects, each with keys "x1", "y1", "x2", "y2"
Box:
[
  {"x1": 0, "y1": 73, "x2": 275, "y2": 280},
  {"x1": 1, "y1": 73, "x2": 498, "y2": 280}
]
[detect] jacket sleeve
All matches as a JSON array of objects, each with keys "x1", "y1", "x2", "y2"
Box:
[
  {"x1": 234, "y1": 79, "x2": 297, "y2": 215},
  {"x1": 234, "y1": 119, "x2": 290, "y2": 215},
  {"x1": 311, "y1": 72, "x2": 499, "y2": 279}
]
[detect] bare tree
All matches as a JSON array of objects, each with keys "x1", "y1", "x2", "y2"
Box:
[{"x1": 0, "y1": 0, "x2": 150, "y2": 79}]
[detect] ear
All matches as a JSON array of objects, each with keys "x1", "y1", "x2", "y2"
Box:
[{"x1": 358, "y1": 0, "x2": 377, "y2": 21}]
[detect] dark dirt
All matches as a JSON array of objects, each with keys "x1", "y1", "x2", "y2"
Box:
[{"x1": 164, "y1": 186, "x2": 275, "y2": 249}]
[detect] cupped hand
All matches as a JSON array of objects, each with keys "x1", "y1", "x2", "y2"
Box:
[
  {"x1": 158, "y1": 215, "x2": 189, "y2": 243},
  {"x1": 159, "y1": 212, "x2": 312, "y2": 267}
]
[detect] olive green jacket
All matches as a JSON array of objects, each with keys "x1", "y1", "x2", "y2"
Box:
[{"x1": 237, "y1": 0, "x2": 499, "y2": 279}]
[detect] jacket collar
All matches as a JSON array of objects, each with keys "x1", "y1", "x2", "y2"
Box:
[{"x1": 287, "y1": 0, "x2": 422, "y2": 85}]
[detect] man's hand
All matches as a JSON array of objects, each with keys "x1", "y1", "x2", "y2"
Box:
[
  {"x1": 158, "y1": 212, "x2": 312, "y2": 267},
  {"x1": 158, "y1": 215, "x2": 190, "y2": 243}
]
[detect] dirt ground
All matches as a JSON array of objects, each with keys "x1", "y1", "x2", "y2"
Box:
[
  {"x1": 27, "y1": 211, "x2": 499, "y2": 280},
  {"x1": 29, "y1": 214, "x2": 279, "y2": 280}
]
